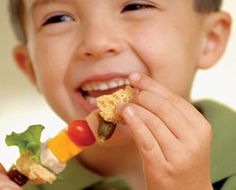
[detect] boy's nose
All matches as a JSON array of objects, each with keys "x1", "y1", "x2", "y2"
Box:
[{"x1": 76, "y1": 23, "x2": 125, "y2": 59}]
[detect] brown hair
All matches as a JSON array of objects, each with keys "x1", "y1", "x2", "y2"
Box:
[
  {"x1": 9, "y1": 0, "x2": 223, "y2": 44},
  {"x1": 9, "y1": 0, "x2": 25, "y2": 43},
  {"x1": 194, "y1": 0, "x2": 222, "y2": 12}
]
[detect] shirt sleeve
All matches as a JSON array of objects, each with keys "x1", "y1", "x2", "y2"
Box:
[
  {"x1": 213, "y1": 176, "x2": 236, "y2": 190},
  {"x1": 220, "y1": 175, "x2": 236, "y2": 190},
  {"x1": 24, "y1": 183, "x2": 42, "y2": 190}
]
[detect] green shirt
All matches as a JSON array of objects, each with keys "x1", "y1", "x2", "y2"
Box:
[{"x1": 24, "y1": 100, "x2": 236, "y2": 190}]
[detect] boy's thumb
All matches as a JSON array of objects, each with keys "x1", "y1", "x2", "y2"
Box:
[{"x1": 0, "y1": 163, "x2": 7, "y2": 174}]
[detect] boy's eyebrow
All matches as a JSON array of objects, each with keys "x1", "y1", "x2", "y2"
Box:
[{"x1": 31, "y1": 0, "x2": 59, "y2": 11}]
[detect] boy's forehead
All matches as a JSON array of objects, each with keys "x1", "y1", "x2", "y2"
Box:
[
  {"x1": 25, "y1": 0, "x2": 196, "y2": 14},
  {"x1": 25, "y1": 0, "x2": 62, "y2": 10},
  {"x1": 25, "y1": 0, "x2": 195, "y2": 9}
]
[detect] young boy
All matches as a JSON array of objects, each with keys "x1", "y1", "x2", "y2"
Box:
[{"x1": 0, "y1": 0, "x2": 235, "y2": 189}]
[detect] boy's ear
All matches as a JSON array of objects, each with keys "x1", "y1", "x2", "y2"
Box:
[
  {"x1": 13, "y1": 45, "x2": 37, "y2": 85},
  {"x1": 198, "y1": 11, "x2": 231, "y2": 69}
]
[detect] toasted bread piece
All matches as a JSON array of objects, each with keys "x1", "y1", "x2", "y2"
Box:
[
  {"x1": 96, "y1": 86, "x2": 135, "y2": 123},
  {"x1": 15, "y1": 152, "x2": 56, "y2": 184}
]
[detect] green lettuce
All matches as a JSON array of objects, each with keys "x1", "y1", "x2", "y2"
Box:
[{"x1": 5, "y1": 125, "x2": 45, "y2": 163}]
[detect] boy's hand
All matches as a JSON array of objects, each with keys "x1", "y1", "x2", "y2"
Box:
[
  {"x1": 116, "y1": 73, "x2": 213, "y2": 190},
  {"x1": 0, "y1": 163, "x2": 23, "y2": 190}
]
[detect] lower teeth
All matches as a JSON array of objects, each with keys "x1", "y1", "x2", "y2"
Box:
[{"x1": 85, "y1": 96, "x2": 97, "y2": 104}]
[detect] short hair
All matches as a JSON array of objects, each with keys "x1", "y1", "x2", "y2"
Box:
[
  {"x1": 9, "y1": 0, "x2": 25, "y2": 43},
  {"x1": 9, "y1": 0, "x2": 223, "y2": 44},
  {"x1": 194, "y1": 0, "x2": 222, "y2": 12}
]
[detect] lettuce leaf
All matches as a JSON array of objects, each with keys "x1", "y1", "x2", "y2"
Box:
[{"x1": 5, "y1": 125, "x2": 45, "y2": 163}]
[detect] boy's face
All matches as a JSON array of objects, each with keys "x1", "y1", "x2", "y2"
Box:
[{"x1": 22, "y1": 0, "x2": 206, "y2": 123}]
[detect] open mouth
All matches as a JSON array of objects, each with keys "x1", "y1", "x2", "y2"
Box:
[{"x1": 77, "y1": 77, "x2": 130, "y2": 107}]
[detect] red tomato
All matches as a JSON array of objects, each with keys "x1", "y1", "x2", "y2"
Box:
[{"x1": 68, "y1": 120, "x2": 96, "y2": 147}]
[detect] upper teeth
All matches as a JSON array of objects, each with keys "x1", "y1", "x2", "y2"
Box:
[{"x1": 81, "y1": 78, "x2": 130, "y2": 92}]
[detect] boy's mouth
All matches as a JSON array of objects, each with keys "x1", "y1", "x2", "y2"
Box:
[{"x1": 76, "y1": 77, "x2": 130, "y2": 110}]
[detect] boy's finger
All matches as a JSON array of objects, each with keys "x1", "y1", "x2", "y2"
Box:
[
  {"x1": 0, "y1": 177, "x2": 22, "y2": 190},
  {"x1": 129, "y1": 73, "x2": 208, "y2": 128},
  {"x1": 0, "y1": 166, "x2": 23, "y2": 190},
  {"x1": 119, "y1": 103, "x2": 181, "y2": 159},
  {"x1": 132, "y1": 90, "x2": 195, "y2": 141},
  {"x1": 0, "y1": 163, "x2": 6, "y2": 173},
  {"x1": 120, "y1": 104, "x2": 167, "y2": 164}
]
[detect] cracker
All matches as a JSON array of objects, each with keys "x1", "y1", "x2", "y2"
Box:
[{"x1": 96, "y1": 86, "x2": 135, "y2": 123}]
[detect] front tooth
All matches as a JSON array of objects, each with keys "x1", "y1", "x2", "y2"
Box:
[
  {"x1": 98, "y1": 83, "x2": 109, "y2": 91},
  {"x1": 91, "y1": 83, "x2": 99, "y2": 91},
  {"x1": 124, "y1": 79, "x2": 130, "y2": 85},
  {"x1": 86, "y1": 96, "x2": 97, "y2": 104},
  {"x1": 82, "y1": 78, "x2": 129, "y2": 92},
  {"x1": 118, "y1": 79, "x2": 125, "y2": 86},
  {"x1": 108, "y1": 81, "x2": 119, "y2": 89},
  {"x1": 82, "y1": 83, "x2": 93, "y2": 91}
]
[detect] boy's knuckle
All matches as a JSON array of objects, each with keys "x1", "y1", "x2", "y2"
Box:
[
  {"x1": 168, "y1": 94, "x2": 182, "y2": 105},
  {"x1": 141, "y1": 140, "x2": 156, "y2": 153},
  {"x1": 174, "y1": 154, "x2": 187, "y2": 166},
  {"x1": 174, "y1": 147, "x2": 195, "y2": 167},
  {"x1": 133, "y1": 91, "x2": 146, "y2": 104},
  {"x1": 152, "y1": 161, "x2": 171, "y2": 177},
  {"x1": 188, "y1": 138, "x2": 202, "y2": 154},
  {"x1": 162, "y1": 163, "x2": 178, "y2": 178},
  {"x1": 159, "y1": 101, "x2": 173, "y2": 116},
  {"x1": 139, "y1": 75, "x2": 147, "y2": 85}
]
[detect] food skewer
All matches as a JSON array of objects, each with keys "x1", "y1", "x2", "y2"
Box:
[
  {"x1": 6, "y1": 120, "x2": 96, "y2": 186},
  {"x1": 5, "y1": 86, "x2": 135, "y2": 186}
]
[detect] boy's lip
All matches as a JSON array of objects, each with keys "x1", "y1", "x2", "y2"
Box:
[
  {"x1": 74, "y1": 73, "x2": 130, "y2": 113},
  {"x1": 76, "y1": 90, "x2": 98, "y2": 113}
]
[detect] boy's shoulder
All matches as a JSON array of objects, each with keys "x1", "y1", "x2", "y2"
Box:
[
  {"x1": 195, "y1": 100, "x2": 236, "y2": 186},
  {"x1": 194, "y1": 99, "x2": 236, "y2": 125},
  {"x1": 195, "y1": 99, "x2": 236, "y2": 143}
]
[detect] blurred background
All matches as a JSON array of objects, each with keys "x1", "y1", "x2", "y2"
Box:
[{"x1": 0, "y1": 0, "x2": 236, "y2": 169}]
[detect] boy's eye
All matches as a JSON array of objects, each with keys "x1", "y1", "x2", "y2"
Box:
[
  {"x1": 122, "y1": 3, "x2": 155, "y2": 12},
  {"x1": 43, "y1": 15, "x2": 74, "y2": 26}
]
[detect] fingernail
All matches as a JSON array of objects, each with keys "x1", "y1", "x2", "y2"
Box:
[
  {"x1": 129, "y1": 73, "x2": 141, "y2": 82},
  {"x1": 124, "y1": 106, "x2": 134, "y2": 117},
  {"x1": 115, "y1": 102, "x2": 126, "y2": 112}
]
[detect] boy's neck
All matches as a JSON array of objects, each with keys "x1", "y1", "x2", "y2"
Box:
[{"x1": 78, "y1": 140, "x2": 146, "y2": 190}]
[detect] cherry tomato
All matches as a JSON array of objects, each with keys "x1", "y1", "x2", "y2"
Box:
[{"x1": 68, "y1": 120, "x2": 96, "y2": 147}]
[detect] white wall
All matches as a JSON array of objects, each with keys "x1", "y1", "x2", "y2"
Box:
[{"x1": 0, "y1": 0, "x2": 235, "y2": 169}]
